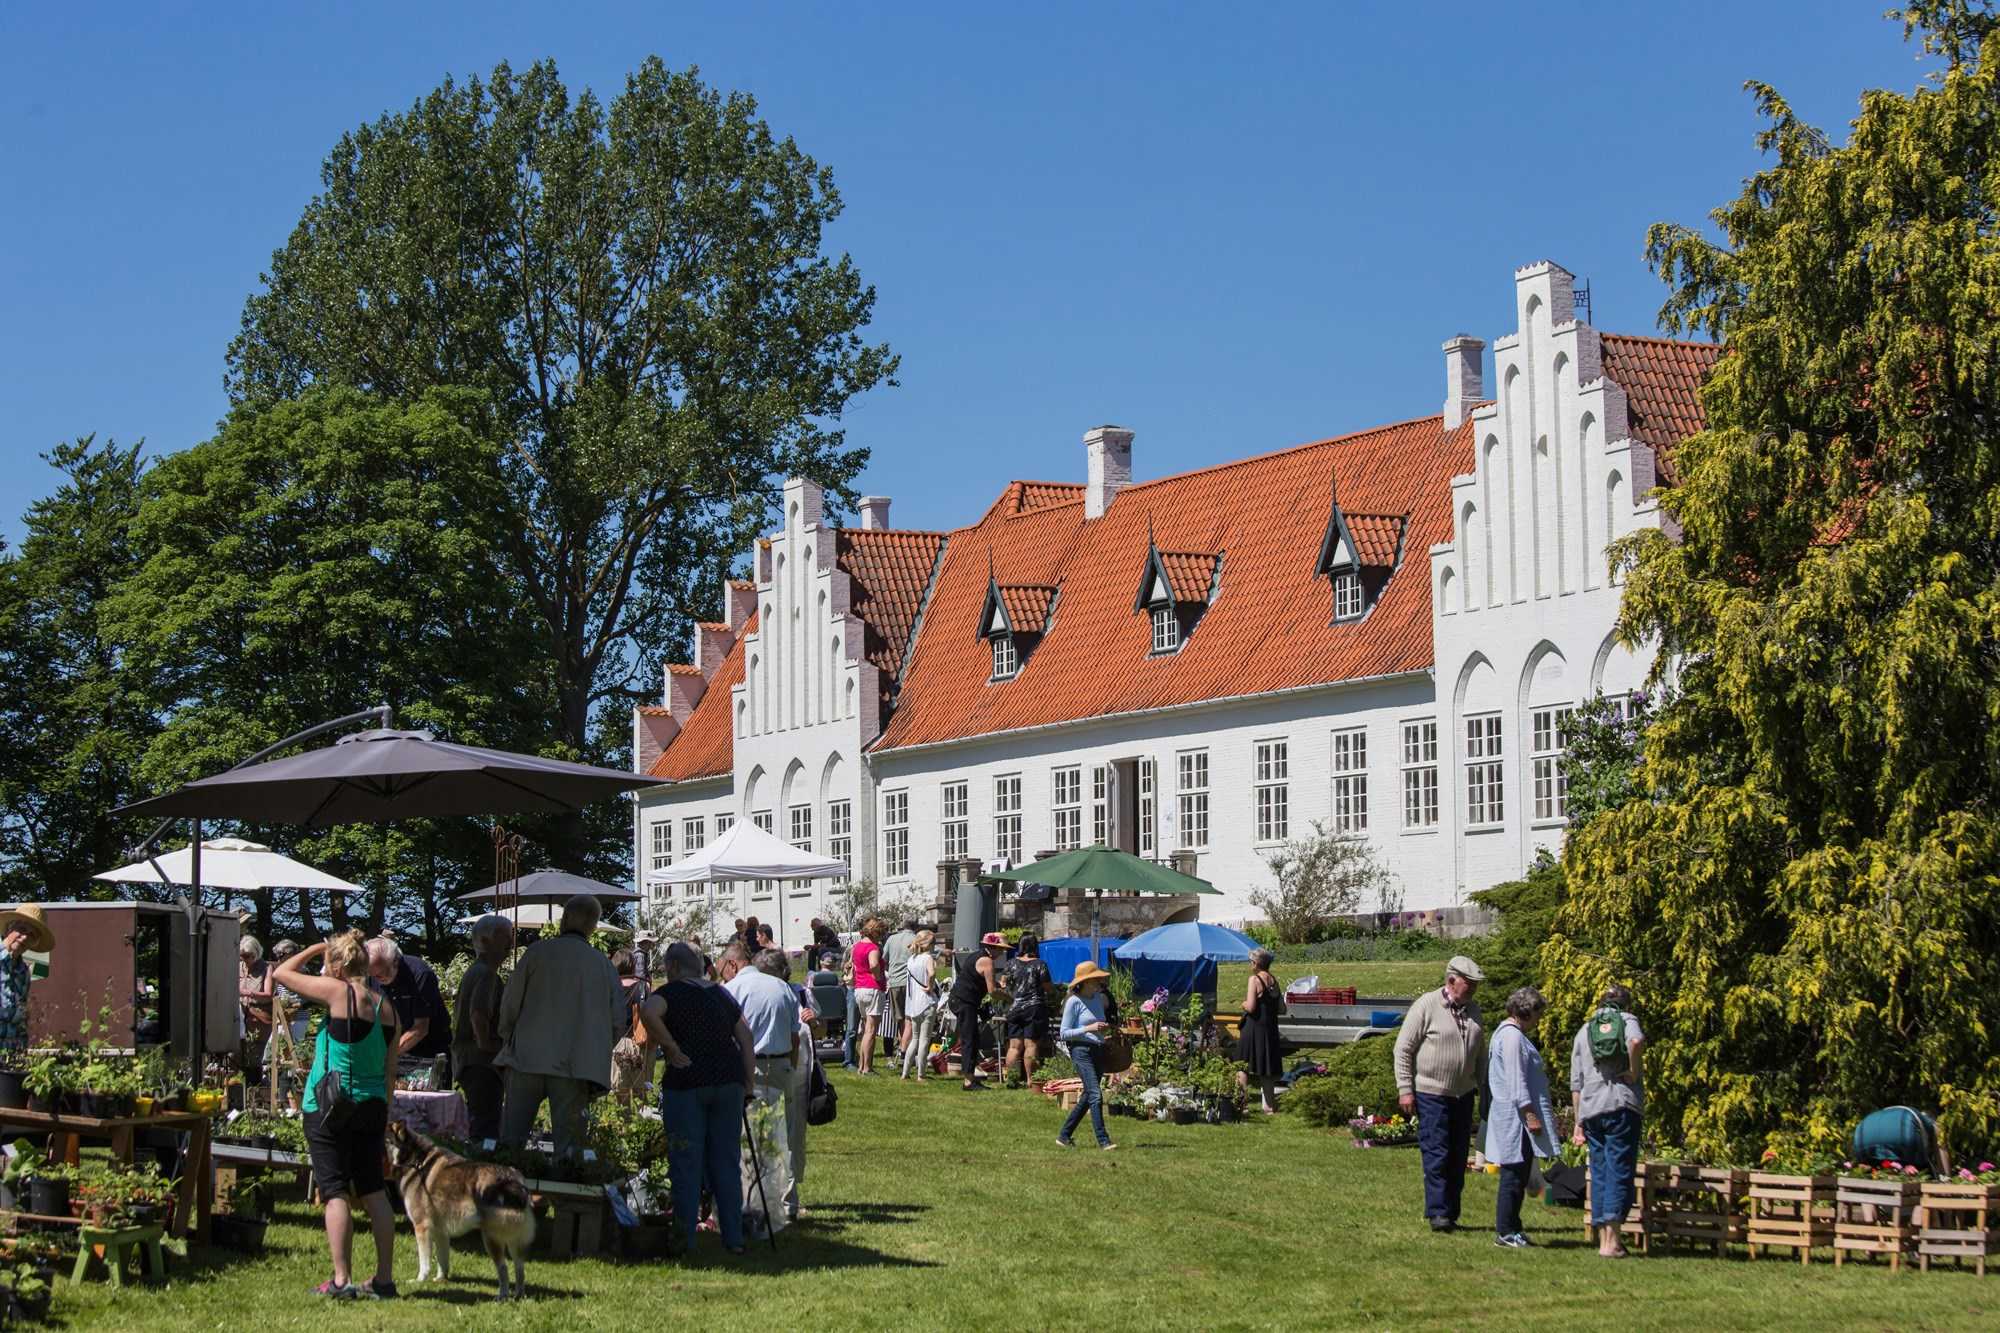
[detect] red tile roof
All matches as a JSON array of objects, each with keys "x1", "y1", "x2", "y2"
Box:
[
  {"x1": 1157, "y1": 551, "x2": 1220, "y2": 604},
  {"x1": 835, "y1": 529, "x2": 948, "y2": 678},
  {"x1": 995, "y1": 584, "x2": 1059, "y2": 633},
  {"x1": 1345, "y1": 515, "x2": 1405, "y2": 567},
  {"x1": 1600, "y1": 334, "x2": 1720, "y2": 484},
  {"x1": 874, "y1": 414, "x2": 1474, "y2": 753},
  {"x1": 635, "y1": 704, "x2": 672, "y2": 718},
  {"x1": 648, "y1": 613, "x2": 755, "y2": 781},
  {"x1": 1016, "y1": 482, "x2": 1085, "y2": 513}
]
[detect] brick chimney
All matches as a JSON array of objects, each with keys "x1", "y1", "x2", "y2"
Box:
[
  {"x1": 666, "y1": 665, "x2": 707, "y2": 725},
  {"x1": 695, "y1": 622, "x2": 733, "y2": 678},
  {"x1": 1084, "y1": 425, "x2": 1134, "y2": 519},
  {"x1": 633, "y1": 708, "x2": 678, "y2": 775},
  {"x1": 858, "y1": 496, "x2": 891, "y2": 530},
  {"x1": 725, "y1": 579, "x2": 757, "y2": 631},
  {"x1": 1442, "y1": 336, "x2": 1485, "y2": 430}
]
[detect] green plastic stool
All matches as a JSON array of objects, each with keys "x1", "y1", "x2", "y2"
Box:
[{"x1": 71, "y1": 1223, "x2": 166, "y2": 1287}]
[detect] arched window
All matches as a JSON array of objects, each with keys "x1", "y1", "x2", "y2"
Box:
[
  {"x1": 1606, "y1": 470, "x2": 1626, "y2": 582},
  {"x1": 1460, "y1": 501, "x2": 1482, "y2": 608},
  {"x1": 1439, "y1": 565, "x2": 1458, "y2": 615}
]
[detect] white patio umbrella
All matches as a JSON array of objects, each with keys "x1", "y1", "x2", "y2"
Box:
[
  {"x1": 457, "y1": 902, "x2": 629, "y2": 936},
  {"x1": 644, "y1": 818, "x2": 851, "y2": 886},
  {"x1": 94, "y1": 837, "x2": 365, "y2": 894}
]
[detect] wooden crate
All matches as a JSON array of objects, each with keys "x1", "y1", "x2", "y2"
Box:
[
  {"x1": 1584, "y1": 1168, "x2": 1651, "y2": 1254},
  {"x1": 1643, "y1": 1164, "x2": 1747, "y2": 1256},
  {"x1": 1917, "y1": 1182, "x2": 2000, "y2": 1276},
  {"x1": 1746, "y1": 1173, "x2": 1836, "y2": 1264},
  {"x1": 1834, "y1": 1176, "x2": 1921, "y2": 1270}
]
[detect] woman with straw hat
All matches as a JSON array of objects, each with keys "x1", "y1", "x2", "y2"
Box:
[
  {"x1": 0, "y1": 905, "x2": 54, "y2": 1056},
  {"x1": 1056, "y1": 961, "x2": 1118, "y2": 1151}
]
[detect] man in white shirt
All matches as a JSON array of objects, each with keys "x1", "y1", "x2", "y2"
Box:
[{"x1": 722, "y1": 943, "x2": 805, "y2": 1219}]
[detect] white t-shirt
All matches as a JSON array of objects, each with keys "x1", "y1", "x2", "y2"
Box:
[{"x1": 906, "y1": 953, "x2": 938, "y2": 1018}]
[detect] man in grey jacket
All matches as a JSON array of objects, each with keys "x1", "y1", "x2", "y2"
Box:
[
  {"x1": 495, "y1": 895, "x2": 624, "y2": 1159},
  {"x1": 1394, "y1": 955, "x2": 1487, "y2": 1232}
]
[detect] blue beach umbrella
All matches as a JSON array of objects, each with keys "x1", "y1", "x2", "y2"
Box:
[{"x1": 1114, "y1": 921, "x2": 1262, "y2": 963}]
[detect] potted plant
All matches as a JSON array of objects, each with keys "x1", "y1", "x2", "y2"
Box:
[
  {"x1": 23, "y1": 1163, "x2": 72, "y2": 1221},
  {"x1": 1917, "y1": 1159, "x2": 2000, "y2": 1275},
  {"x1": 0, "y1": 1140, "x2": 38, "y2": 1212},
  {"x1": 0, "y1": 1260, "x2": 52, "y2": 1323},
  {"x1": 21, "y1": 1053, "x2": 67, "y2": 1116},
  {"x1": 0, "y1": 1052, "x2": 25, "y2": 1112}
]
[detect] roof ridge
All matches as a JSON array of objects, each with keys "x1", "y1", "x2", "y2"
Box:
[
  {"x1": 1118, "y1": 412, "x2": 1449, "y2": 497},
  {"x1": 1600, "y1": 330, "x2": 1720, "y2": 351},
  {"x1": 838, "y1": 525, "x2": 951, "y2": 538}
]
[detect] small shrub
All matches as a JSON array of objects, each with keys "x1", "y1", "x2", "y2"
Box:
[{"x1": 1284, "y1": 1037, "x2": 1401, "y2": 1125}]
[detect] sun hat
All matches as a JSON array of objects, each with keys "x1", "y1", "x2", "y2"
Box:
[
  {"x1": 1446, "y1": 955, "x2": 1485, "y2": 982},
  {"x1": 634, "y1": 931, "x2": 658, "y2": 946},
  {"x1": 0, "y1": 904, "x2": 55, "y2": 954},
  {"x1": 979, "y1": 931, "x2": 1009, "y2": 949},
  {"x1": 1069, "y1": 960, "x2": 1113, "y2": 991}
]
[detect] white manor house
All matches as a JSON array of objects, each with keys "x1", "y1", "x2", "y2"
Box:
[{"x1": 630, "y1": 260, "x2": 1716, "y2": 942}]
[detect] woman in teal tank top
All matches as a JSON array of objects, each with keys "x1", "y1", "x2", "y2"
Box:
[{"x1": 274, "y1": 930, "x2": 401, "y2": 1300}]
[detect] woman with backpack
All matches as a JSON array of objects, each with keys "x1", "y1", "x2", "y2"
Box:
[{"x1": 1568, "y1": 983, "x2": 1645, "y2": 1258}]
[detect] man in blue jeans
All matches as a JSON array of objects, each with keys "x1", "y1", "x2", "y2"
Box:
[
  {"x1": 1394, "y1": 956, "x2": 1487, "y2": 1232},
  {"x1": 1569, "y1": 982, "x2": 1645, "y2": 1257}
]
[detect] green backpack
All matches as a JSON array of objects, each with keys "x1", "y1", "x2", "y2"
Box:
[{"x1": 1586, "y1": 1005, "x2": 1628, "y2": 1064}]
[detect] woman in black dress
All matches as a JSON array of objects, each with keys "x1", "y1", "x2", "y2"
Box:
[
  {"x1": 949, "y1": 933, "x2": 1007, "y2": 1090},
  {"x1": 1238, "y1": 948, "x2": 1285, "y2": 1114}
]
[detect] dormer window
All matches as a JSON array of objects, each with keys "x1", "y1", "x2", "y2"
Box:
[
  {"x1": 979, "y1": 576, "x2": 1056, "y2": 683},
  {"x1": 1151, "y1": 605, "x2": 1181, "y2": 654},
  {"x1": 1134, "y1": 539, "x2": 1219, "y2": 655},
  {"x1": 1333, "y1": 572, "x2": 1363, "y2": 620},
  {"x1": 991, "y1": 634, "x2": 1020, "y2": 680}
]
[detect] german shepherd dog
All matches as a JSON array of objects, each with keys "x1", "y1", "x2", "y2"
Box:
[{"x1": 386, "y1": 1121, "x2": 536, "y2": 1300}]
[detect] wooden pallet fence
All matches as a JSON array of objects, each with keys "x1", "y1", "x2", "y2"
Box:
[
  {"x1": 1746, "y1": 1173, "x2": 1836, "y2": 1264},
  {"x1": 1583, "y1": 1168, "x2": 1651, "y2": 1254},
  {"x1": 1833, "y1": 1175, "x2": 1922, "y2": 1271},
  {"x1": 1917, "y1": 1182, "x2": 2000, "y2": 1277},
  {"x1": 1643, "y1": 1163, "x2": 1747, "y2": 1256}
]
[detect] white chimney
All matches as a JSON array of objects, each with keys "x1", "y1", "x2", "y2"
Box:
[
  {"x1": 858, "y1": 496, "x2": 891, "y2": 530},
  {"x1": 1442, "y1": 335, "x2": 1485, "y2": 430},
  {"x1": 1084, "y1": 425, "x2": 1134, "y2": 519}
]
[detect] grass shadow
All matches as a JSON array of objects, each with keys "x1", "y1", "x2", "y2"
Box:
[{"x1": 801, "y1": 1201, "x2": 931, "y2": 1226}]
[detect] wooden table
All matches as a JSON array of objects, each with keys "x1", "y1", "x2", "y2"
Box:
[{"x1": 0, "y1": 1107, "x2": 213, "y2": 1243}]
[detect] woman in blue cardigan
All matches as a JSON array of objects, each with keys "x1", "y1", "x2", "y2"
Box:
[
  {"x1": 1056, "y1": 962, "x2": 1118, "y2": 1151},
  {"x1": 1484, "y1": 986, "x2": 1556, "y2": 1248}
]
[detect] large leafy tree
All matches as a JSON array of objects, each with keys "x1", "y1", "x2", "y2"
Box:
[
  {"x1": 1546, "y1": 2, "x2": 2000, "y2": 1157},
  {"x1": 227, "y1": 57, "x2": 897, "y2": 752},
  {"x1": 0, "y1": 438, "x2": 156, "y2": 901},
  {"x1": 103, "y1": 387, "x2": 572, "y2": 949}
]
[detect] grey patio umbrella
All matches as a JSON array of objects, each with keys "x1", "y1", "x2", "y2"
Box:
[
  {"x1": 455, "y1": 869, "x2": 641, "y2": 904},
  {"x1": 116, "y1": 728, "x2": 661, "y2": 827}
]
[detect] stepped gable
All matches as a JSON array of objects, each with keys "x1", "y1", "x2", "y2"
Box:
[
  {"x1": 874, "y1": 414, "x2": 1474, "y2": 753},
  {"x1": 1600, "y1": 333, "x2": 1720, "y2": 485},
  {"x1": 648, "y1": 613, "x2": 756, "y2": 781}
]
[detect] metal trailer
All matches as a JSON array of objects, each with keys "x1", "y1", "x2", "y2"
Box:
[{"x1": 1275, "y1": 995, "x2": 1413, "y2": 1049}]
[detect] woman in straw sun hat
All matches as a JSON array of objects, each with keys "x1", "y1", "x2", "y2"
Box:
[
  {"x1": 0, "y1": 905, "x2": 54, "y2": 1057},
  {"x1": 1056, "y1": 961, "x2": 1118, "y2": 1151}
]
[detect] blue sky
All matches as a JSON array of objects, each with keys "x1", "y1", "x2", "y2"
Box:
[{"x1": 0, "y1": 2, "x2": 1930, "y2": 542}]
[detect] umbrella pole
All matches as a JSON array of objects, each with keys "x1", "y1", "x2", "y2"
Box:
[{"x1": 187, "y1": 822, "x2": 205, "y2": 1080}]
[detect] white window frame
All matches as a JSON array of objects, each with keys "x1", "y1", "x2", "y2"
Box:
[
  {"x1": 752, "y1": 810, "x2": 775, "y2": 897},
  {"x1": 993, "y1": 774, "x2": 1023, "y2": 866},
  {"x1": 1465, "y1": 713, "x2": 1504, "y2": 827},
  {"x1": 712, "y1": 813, "x2": 735, "y2": 898},
  {"x1": 1330, "y1": 728, "x2": 1368, "y2": 835},
  {"x1": 1254, "y1": 739, "x2": 1289, "y2": 844},
  {"x1": 1150, "y1": 604, "x2": 1181, "y2": 654},
  {"x1": 1090, "y1": 765, "x2": 1109, "y2": 847},
  {"x1": 649, "y1": 820, "x2": 672, "y2": 876},
  {"x1": 1052, "y1": 765, "x2": 1083, "y2": 850},
  {"x1": 827, "y1": 799, "x2": 852, "y2": 867},
  {"x1": 940, "y1": 780, "x2": 969, "y2": 862},
  {"x1": 1138, "y1": 758, "x2": 1156, "y2": 857},
  {"x1": 788, "y1": 803, "x2": 815, "y2": 893},
  {"x1": 1333, "y1": 571, "x2": 1363, "y2": 620},
  {"x1": 991, "y1": 635, "x2": 1019, "y2": 680},
  {"x1": 1175, "y1": 748, "x2": 1209, "y2": 849},
  {"x1": 1400, "y1": 719, "x2": 1439, "y2": 831},
  {"x1": 1531, "y1": 704, "x2": 1575, "y2": 824},
  {"x1": 882, "y1": 790, "x2": 909, "y2": 879}
]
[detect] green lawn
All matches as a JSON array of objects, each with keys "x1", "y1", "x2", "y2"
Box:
[
  {"x1": 52, "y1": 1074, "x2": 1993, "y2": 1332},
  {"x1": 1213, "y1": 957, "x2": 1449, "y2": 1002}
]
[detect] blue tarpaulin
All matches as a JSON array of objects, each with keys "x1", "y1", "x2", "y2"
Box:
[
  {"x1": 1040, "y1": 936, "x2": 1127, "y2": 984},
  {"x1": 1120, "y1": 955, "x2": 1217, "y2": 999}
]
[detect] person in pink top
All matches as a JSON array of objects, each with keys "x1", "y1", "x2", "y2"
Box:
[{"x1": 849, "y1": 918, "x2": 887, "y2": 1075}]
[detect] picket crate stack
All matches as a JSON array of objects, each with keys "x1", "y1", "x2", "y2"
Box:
[
  {"x1": 1917, "y1": 1182, "x2": 2000, "y2": 1277},
  {"x1": 1643, "y1": 1163, "x2": 1747, "y2": 1255},
  {"x1": 1745, "y1": 1173, "x2": 1836, "y2": 1264},
  {"x1": 1832, "y1": 1176, "x2": 1923, "y2": 1271}
]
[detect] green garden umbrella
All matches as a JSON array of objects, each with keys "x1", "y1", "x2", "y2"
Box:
[{"x1": 988, "y1": 845, "x2": 1219, "y2": 954}]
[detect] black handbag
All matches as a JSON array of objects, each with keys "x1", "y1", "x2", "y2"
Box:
[
  {"x1": 312, "y1": 983, "x2": 364, "y2": 1132},
  {"x1": 806, "y1": 1051, "x2": 838, "y2": 1126}
]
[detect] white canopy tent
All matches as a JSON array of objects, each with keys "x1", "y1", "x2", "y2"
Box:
[
  {"x1": 457, "y1": 902, "x2": 629, "y2": 936},
  {"x1": 643, "y1": 818, "x2": 852, "y2": 887},
  {"x1": 94, "y1": 837, "x2": 365, "y2": 895}
]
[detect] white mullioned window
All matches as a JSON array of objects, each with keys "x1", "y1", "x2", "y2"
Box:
[
  {"x1": 1176, "y1": 749, "x2": 1209, "y2": 849},
  {"x1": 993, "y1": 774, "x2": 1023, "y2": 865},
  {"x1": 1466, "y1": 714, "x2": 1504, "y2": 826},
  {"x1": 1139, "y1": 758, "x2": 1156, "y2": 856},
  {"x1": 991, "y1": 635, "x2": 1019, "y2": 680},
  {"x1": 682, "y1": 816, "x2": 706, "y2": 854},
  {"x1": 1333, "y1": 572, "x2": 1363, "y2": 620},
  {"x1": 650, "y1": 820, "x2": 672, "y2": 872},
  {"x1": 883, "y1": 790, "x2": 909, "y2": 879},
  {"x1": 1091, "y1": 766, "x2": 1109, "y2": 846},
  {"x1": 941, "y1": 780, "x2": 969, "y2": 861},
  {"x1": 1532, "y1": 705, "x2": 1575, "y2": 822},
  {"x1": 1151, "y1": 605, "x2": 1181, "y2": 653},
  {"x1": 1401, "y1": 719, "x2": 1439, "y2": 830},
  {"x1": 827, "y1": 799, "x2": 852, "y2": 866},
  {"x1": 1052, "y1": 766, "x2": 1083, "y2": 849},
  {"x1": 1330, "y1": 728, "x2": 1369, "y2": 834},
  {"x1": 788, "y1": 803, "x2": 815, "y2": 892},
  {"x1": 1254, "y1": 739, "x2": 1289, "y2": 843},
  {"x1": 712, "y1": 813, "x2": 735, "y2": 897},
  {"x1": 752, "y1": 810, "x2": 774, "y2": 897}
]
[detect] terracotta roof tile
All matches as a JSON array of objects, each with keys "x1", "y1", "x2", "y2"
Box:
[
  {"x1": 635, "y1": 704, "x2": 672, "y2": 718},
  {"x1": 1600, "y1": 333, "x2": 1720, "y2": 485},
  {"x1": 996, "y1": 584, "x2": 1058, "y2": 633},
  {"x1": 874, "y1": 415, "x2": 1473, "y2": 753},
  {"x1": 728, "y1": 578, "x2": 755, "y2": 591},
  {"x1": 836, "y1": 529, "x2": 948, "y2": 678},
  {"x1": 666, "y1": 663, "x2": 703, "y2": 677},
  {"x1": 1017, "y1": 482, "x2": 1085, "y2": 512},
  {"x1": 649, "y1": 613, "x2": 755, "y2": 781},
  {"x1": 1345, "y1": 514, "x2": 1405, "y2": 567},
  {"x1": 1157, "y1": 551, "x2": 1219, "y2": 603}
]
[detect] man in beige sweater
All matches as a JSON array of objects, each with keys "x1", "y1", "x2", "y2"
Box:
[{"x1": 1394, "y1": 956, "x2": 1486, "y2": 1232}]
